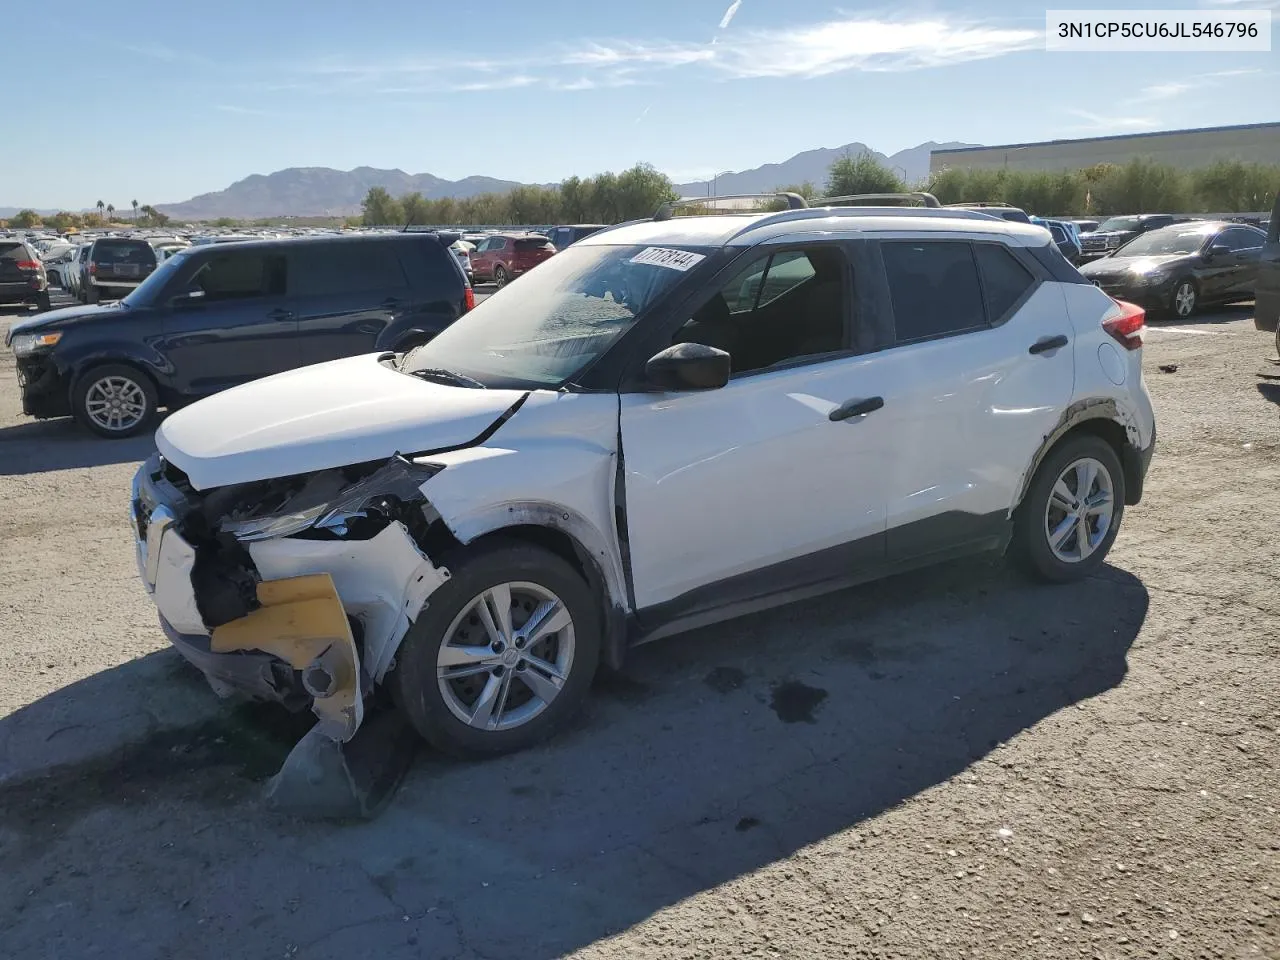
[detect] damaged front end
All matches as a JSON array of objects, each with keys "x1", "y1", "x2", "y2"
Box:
[{"x1": 132, "y1": 453, "x2": 452, "y2": 747}]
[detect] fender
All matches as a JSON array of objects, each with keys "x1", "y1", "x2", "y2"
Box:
[
  {"x1": 1012, "y1": 397, "x2": 1145, "y2": 511},
  {"x1": 58, "y1": 339, "x2": 170, "y2": 390}
]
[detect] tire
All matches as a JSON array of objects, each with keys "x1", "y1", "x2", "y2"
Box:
[
  {"x1": 84, "y1": 283, "x2": 99, "y2": 304},
  {"x1": 1012, "y1": 434, "x2": 1126, "y2": 583},
  {"x1": 1170, "y1": 278, "x2": 1197, "y2": 319},
  {"x1": 71, "y1": 363, "x2": 159, "y2": 439},
  {"x1": 35, "y1": 289, "x2": 52, "y2": 312},
  {"x1": 493, "y1": 264, "x2": 509, "y2": 288},
  {"x1": 391, "y1": 538, "x2": 601, "y2": 758}
]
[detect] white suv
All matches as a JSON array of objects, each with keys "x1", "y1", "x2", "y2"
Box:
[{"x1": 130, "y1": 193, "x2": 1156, "y2": 758}]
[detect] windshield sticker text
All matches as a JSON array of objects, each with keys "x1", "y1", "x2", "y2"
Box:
[{"x1": 629, "y1": 247, "x2": 706, "y2": 272}]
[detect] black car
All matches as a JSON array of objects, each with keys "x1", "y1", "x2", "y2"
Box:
[
  {"x1": 1254, "y1": 193, "x2": 1280, "y2": 341},
  {"x1": 545, "y1": 224, "x2": 607, "y2": 250},
  {"x1": 80, "y1": 236, "x2": 159, "y2": 303},
  {"x1": 1079, "y1": 220, "x2": 1266, "y2": 319},
  {"x1": 5, "y1": 233, "x2": 471, "y2": 438},
  {"x1": 0, "y1": 239, "x2": 51, "y2": 311},
  {"x1": 1077, "y1": 214, "x2": 1190, "y2": 261}
]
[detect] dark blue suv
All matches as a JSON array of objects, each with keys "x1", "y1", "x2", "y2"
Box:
[{"x1": 6, "y1": 233, "x2": 472, "y2": 438}]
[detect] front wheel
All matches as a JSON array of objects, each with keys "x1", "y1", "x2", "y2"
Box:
[
  {"x1": 391, "y1": 539, "x2": 601, "y2": 758},
  {"x1": 1170, "y1": 279, "x2": 1197, "y2": 319},
  {"x1": 71, "y1": 364, "x2": 159, "y2": 439},
  {"x1": 1013, "y1": 435, "x2": 1125, "y2": 583}
]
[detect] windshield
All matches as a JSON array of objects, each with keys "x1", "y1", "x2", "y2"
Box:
[
  {"x1": 402, "y1": 243, "x2": 717, "y2": 388},
  {"x1": 121, "y1": 250, "x2": 189, "y2": 307},
  {"x1": 1116, "y1": 228, "x2": 1212, "y2": 257},
  {"x1": 1096, "y1": 217, "x2": 1142, "y2": 233}
]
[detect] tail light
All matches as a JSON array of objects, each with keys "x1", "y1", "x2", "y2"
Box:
[
  {"x1": 1102, "y1": 299, "x2": 1145, "y2": 351},
  {"x1": 16, "y1": 260, "x2": 40, "y2": 271},
  {"x1": 464, "y1": 287, "x2": 476, "y2": 312},
  {"x1": 89, "y1": 262, "x2": 97, "y2": 275}
]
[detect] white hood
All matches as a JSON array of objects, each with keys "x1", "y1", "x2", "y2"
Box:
[{"x1": 156, "y1": 354, "x2": 527, "y2": 490}]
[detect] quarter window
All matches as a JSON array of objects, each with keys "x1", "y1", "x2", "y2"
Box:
[
  {"x1": 290, "y1": 244, "x2": 408, "y2": 296},
  {"x1": 882, "y1": 241, "x2": 986, "y2": 343},
  {"x1": 975, "y1": 244, "x2": 1036, "y2": 322}
]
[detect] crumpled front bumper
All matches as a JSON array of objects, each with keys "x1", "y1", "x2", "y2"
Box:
[{"x1": 131, "y1": 456, "x2": 450, "y2": 742}]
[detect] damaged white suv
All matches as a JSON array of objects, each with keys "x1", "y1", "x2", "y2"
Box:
[{"x1": 132, "y1": 193, "x2": 1156, "y2": 758}]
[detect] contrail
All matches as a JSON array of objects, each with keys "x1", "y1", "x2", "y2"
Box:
[{"x1": 718, "y1": 0, "x2": 742, "y2": 29}]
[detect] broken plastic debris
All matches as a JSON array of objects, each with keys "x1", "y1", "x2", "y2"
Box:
[{"x1": 997, "y1": 827, "x2": 1013, "y2": 839}]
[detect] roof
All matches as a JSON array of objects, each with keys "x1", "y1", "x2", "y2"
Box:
[
  {"x1": 582, "y1": 207, "x2": 1055, "y2": 249},
  {"x1": 932, "y1": 121, "x2": 1280, "y2": 156}
]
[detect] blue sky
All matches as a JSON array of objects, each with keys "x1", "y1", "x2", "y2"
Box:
[{"x1": 5, "y1": 0, "x2": 1278, "y2": 209}]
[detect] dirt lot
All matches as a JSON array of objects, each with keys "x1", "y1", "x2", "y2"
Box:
[{"x1": 0, "y1": 302, "x2": 1277, "y2": 960}]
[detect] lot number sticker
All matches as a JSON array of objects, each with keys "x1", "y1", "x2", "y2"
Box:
[{"x1": 630, "y1": 247, "x2": 706, "y2": 271}]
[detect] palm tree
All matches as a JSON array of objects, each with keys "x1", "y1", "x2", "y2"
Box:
[
  {"x1": 96, "y1": 200, "x2": 104, "y2": 221},
  {"x1": 106, "y1": 204, "x2": 115, "y2": 223},
  {"x1": 132, "y1": 199, "x2": 138, "y2": 221}
]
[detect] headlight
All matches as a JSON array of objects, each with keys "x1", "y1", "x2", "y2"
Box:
[
  {"x1": 11, "y1": 332, "x2": 62, "y2": 356},
  {"x1": 221, "y1": 457, "x2": 443, "y2": 542},
  {"x1": 1127, "y1": 265, "x2": 1168, "y2": 284}
]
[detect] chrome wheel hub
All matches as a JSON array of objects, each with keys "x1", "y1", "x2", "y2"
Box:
[
  {"x1": 84, "y1": 376, "x2": 147, "y2": 431},
  {"x1": 1044, "y1": 457, "x2": 1115, "y2": 563},
  {"x1": 436, "y1": 581, "x2": 575, "y2": 731},
  {"x1": 1174, "y1": 282, "x2": 1195, "y2": 317}
]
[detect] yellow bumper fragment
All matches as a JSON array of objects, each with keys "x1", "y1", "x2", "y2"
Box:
[{"x1": 211, "y1": 574, "x2": 363, "y2": 741}]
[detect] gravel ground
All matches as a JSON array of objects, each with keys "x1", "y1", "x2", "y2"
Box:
[{"x1": 0, "y1": 300, "x2": 1277, "y2": 960}]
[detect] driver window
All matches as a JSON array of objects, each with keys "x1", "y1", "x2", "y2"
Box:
[{"x1": 672, "y1": 246, "x2": 847, "y2": 375}]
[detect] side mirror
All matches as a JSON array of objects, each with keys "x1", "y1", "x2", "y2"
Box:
[
  {"x1": 644, "y1": 342, "x2": 731, "y2": 391},
  {"x1": 1208, "y1": 244, "x2": 1231, "y2": 259}
]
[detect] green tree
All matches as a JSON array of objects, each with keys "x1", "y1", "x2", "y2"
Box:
[
  {"x1": 211, "y1": 217, "x2": 241, "y2": 228},
  {"x1": 132, "y1": 199, "x2": 139, "y2": 221},
  {"x1": 399, "y1": 192, "x2": 431, "y2": 227},
  {"x1": 613, "y1": 163, "x2": 678, "y2": 220},
  {"x1": 559, "y1": 176, "x2": 588, "y2": 222},
  {"x1": 824, "y1": 151, "x2": 906, "y2": 198},
  {"x1": 1090, "y1": 157, "x2": 1189, "y2": 214},
  {"x1": 361, "y1": 186, "x2": 404, "y2": 225},
  {"x1": 106, "y1": 203, "x2": 116, "y2": 222},
  {"x1": 96, "y1": 200, "x2": 105, "y2": 220},
  {"x1": 11, "y1": 209, "x2": 41, "y2": 228}
]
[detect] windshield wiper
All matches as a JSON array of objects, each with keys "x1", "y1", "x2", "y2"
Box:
[{"x1": 410, "y1": 368, "x2": 487, "y2": 389}]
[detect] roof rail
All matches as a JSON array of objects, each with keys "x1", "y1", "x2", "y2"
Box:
[
  {"x1": 653, "y1": 192, "x2": 808, "y2": 221},
  {"x1": 818, "y1": 192, "x2": 941, "y2": 208},
  {"x1": 944, "y1": 201, "x2": 1020, "y2": 209}
]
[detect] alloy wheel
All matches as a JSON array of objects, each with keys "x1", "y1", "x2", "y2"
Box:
[
  {"x1": 436, "y1": 581, "x2": 576, "y2": 732},
  {"x1": 1043, "y1": 457, "x2": 1115, "y2": 563},
  {"x1": 83, "y1": 376, "x2": 148, "y2": 433},
  {"x1": 1173, "y1": 281, "x2": 1196, "y2": 318}
]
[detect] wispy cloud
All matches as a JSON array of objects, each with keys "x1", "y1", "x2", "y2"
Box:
[
  {"x1": 1127, "y1": 67, "x2": 1266, "y2": 104},
  {"x1": 719, "y1": 0, "x2": 743, "y2": 29},
  {"x1": 282, "y1": 14, "x2": 1042, "y2": 95},
  {"x1": 214, "y1": 104, "x2": 269, "y2": 116},
  {"x1": 1129, "y1": 80, "x2": 1195, "y2": 102},
  {"x1": 1065, "y1": 108, "x2": 1160, "y2": 133},
  {"x1": 634, "y1": 104, "x2": 652, "y2": 124}
]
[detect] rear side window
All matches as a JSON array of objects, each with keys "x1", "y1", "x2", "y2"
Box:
[
  {"x1": 290, "y1": 242, "x2": 408, "y2": 297},
  {"x1": 515, "y1": 237, "x2": 553, "y2": 251},
  {"x1": 975, "y1": 244, "x2": 1036, "y2": 322},
  {"x1": 882, "y1": 241, "x2": 986, "y2": 343},
  {"x1": 93, "y1": 240, "x2": 156, "y2": 265},
  {"x1": 189, "y1": 252, "x2": 286, "y2": 301},
  {"x1": 0, "y1": 242, "x2": 28, "y2": 259},
  {"x1": 395, "y1": 237, "x2": 464, "y2": 293}
]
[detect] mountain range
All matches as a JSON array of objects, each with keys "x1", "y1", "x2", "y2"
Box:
[{"x1": 2, "y1": 140, "x2": 980, "y2": 221}]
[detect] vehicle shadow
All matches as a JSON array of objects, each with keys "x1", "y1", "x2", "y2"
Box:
[
  {"x1": 0, "y1": 416, "x2": 158, "y2": 475},
  {"x1": 0, "y1": 557, "x2": 1148, "y2": 958},
  {"x1": 1150, "y1": 303, "x2": 1254, "y2": 327},
  {"x1": 1256, "y1": 381, "x2": 1280, "y2": 405}
]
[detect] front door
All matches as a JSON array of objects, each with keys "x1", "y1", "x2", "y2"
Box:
[
  {"x1": 619, "y1": 243, "x2": 890, "y2": 618},
  {"x1": 288, "y1": 241, "x2": 409, "y2": 365},
  {"x1": 159, "y1": 249, "x2": 297, "y2": 397}
]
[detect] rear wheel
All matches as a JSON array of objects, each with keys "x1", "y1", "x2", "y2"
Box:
[
  {"x1": 1013, "y1": 435, "x2": 1125, "y2": 583},
  {"x1": 493, "y1": 264, "x2": 509, "y2": 288},
  {"x1": 84, "y1": 282, "x2": 99, "y2": 304},
  {"x1": 71, "y1": 364, "x2": 158, "y2": 439},
  {"x1": 391, "y1": 539, "x2": 601, "y2": 758}
]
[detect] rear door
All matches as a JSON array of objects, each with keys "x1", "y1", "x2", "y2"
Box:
[
  {"x1": 861, "y1": 237, "x2": 1075, "y2": 559},
  {"x1": 1219, "y1": 226, "x2": 1266, "y2": 297},
  {"x1": 157, "y1": 248, "x2": 297, "y2": 396},
  {"x1": 288, "y1": 240, "x2": 410, "y2": 365}
]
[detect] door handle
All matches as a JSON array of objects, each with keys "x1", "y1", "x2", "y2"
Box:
[
  {"x1": 1029, "y1": 334, "x2": 1069, "y2": 355},
  {"x1": 268, "y1": 308, "x2": 295, "y2": 321},
  {"x1": 382, "y1": 297, "x2": 402, "y2": 308},
  {"x1": 829, "y1": 396, "x2": 884, "y2": 422}
]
